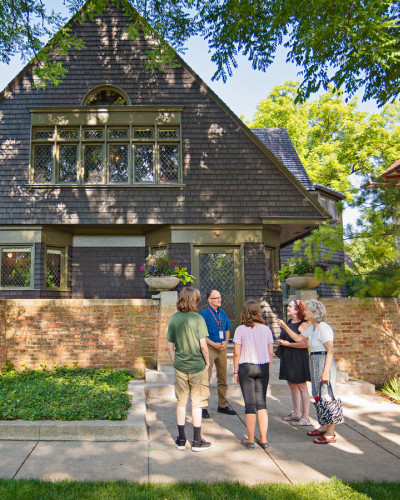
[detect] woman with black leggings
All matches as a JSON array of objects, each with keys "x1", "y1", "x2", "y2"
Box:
[{"x1": 233, "y1": 300, "x2": 274, "y2": 449}]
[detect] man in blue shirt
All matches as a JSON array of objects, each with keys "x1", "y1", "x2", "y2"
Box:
[{"x1": 200, "y1": 289, "x2": 236, "y2": 418}]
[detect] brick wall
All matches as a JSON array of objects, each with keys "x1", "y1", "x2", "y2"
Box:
[
  {"x1": 0, "y1": 298, "x2": 176, "y2": 372},
  {"x1": 321, "y1": 298, "x2": 400, "y2": 385}
]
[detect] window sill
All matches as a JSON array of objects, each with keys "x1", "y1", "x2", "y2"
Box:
[{"x1": 26, "y1": 184, "x2": 186, "y2": 189}]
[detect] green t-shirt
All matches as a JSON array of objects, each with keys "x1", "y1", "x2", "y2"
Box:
[{"x1": 167, "y1": 311, "x2": 209, "y2": 373}]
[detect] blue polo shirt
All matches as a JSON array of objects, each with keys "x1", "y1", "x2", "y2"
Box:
[{"x1": 200, "y1": 307, "x2": 232, "y2": 343}]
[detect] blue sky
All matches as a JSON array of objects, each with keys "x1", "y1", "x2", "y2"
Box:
[{"x1": 0, "y1": 3, "x2": 379, "y2": 225}]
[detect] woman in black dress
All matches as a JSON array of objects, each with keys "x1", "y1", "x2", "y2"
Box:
[{"x1": 276, "y1": 300, "x2": 311, "y2": 426}]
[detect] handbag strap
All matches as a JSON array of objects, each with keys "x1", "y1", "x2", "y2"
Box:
[{"x1": 319, "y1": 381, "x2": 335, "y2": 399}]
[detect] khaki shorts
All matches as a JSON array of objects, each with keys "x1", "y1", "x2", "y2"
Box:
[{"x1": 174, "y1": 368, "x2": 210, "y2": 408}]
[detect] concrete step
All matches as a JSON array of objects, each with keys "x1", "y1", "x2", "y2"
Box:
[{"x1": 145, "y1": 363, "x2": 374, "y2": 398}]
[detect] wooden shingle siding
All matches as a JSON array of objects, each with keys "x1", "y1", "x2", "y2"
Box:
[
  {"x1": 0, "y1": 3, "x2": 322, "y2": 226},
  {"x1": 71, "y1": 246, "x2": 147, "y2": 298}
]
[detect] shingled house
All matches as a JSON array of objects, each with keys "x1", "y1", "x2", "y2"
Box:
[{"x1": 0, "y1": 1, "x2": 334, "y2": 330}]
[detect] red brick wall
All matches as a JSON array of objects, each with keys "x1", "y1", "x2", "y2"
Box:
[
  {"x1": 0, "y1": 299, "x2": 175, "y2": 372},
  {"x1": 321, "y1": 298, "x2": 400, "y2": 385}
]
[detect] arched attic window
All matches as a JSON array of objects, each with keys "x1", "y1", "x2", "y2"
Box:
[{"x1": 82, "y1": 85, "x2": 130, "y2": 106}]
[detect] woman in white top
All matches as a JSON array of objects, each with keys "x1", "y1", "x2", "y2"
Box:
[
  {"x1": 233, "y1": 300, "x2": 274, "y2": 449},
  {"x1": 278, "y1": 299, "x2": 337, "y2": 444}
]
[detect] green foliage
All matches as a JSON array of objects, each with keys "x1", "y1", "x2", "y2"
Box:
[
  {"x1": 141, "y1": 251, "x2": 195, "y2": 284},
  {"x1": 277, "y1": 259, "x2": 326, "y2": 281},
  {"x1": 0, "y1": 365, "x2": 135, "y2": 420},
  {"x1": 2, "y1": 1, "x2": 400, "y2": 105},
  {"x1": 247, "y1": 82, "x2": 400, "y2": 199},
  {"x1": 380, "y1": 378, "x2": 400, "y2": 403},
  {"x1": 0, "y1": 478, "x2": 399, "y2": 499}
]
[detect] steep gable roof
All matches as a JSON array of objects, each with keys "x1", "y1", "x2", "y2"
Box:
[
  {"x1": 0, "y1": 0, "x2": 329, "y2": 231},
  {"x1": 251, "y1": 128, "x2": 315, "y2": 191}
]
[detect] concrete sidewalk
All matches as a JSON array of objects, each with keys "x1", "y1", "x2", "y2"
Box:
[{"x1": 1, "y1": 380, "x2": 400, "y2": 484}]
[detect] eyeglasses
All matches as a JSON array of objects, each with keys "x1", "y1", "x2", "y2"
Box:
[{"x1": 209, "y1": 297, "x2": 221, "y2": 300}]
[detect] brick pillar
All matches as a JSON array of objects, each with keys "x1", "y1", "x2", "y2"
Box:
[
  {"x1": 0, "y1": 300, "x2": 6, "y2": 366},
  {"x1": 156, "y1": 291, "x2": 178, "y2": 367}
]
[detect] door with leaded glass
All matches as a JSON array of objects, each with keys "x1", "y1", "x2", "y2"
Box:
[{"x1": 192, "y1": 247, "x2": 244, "y2": 333}]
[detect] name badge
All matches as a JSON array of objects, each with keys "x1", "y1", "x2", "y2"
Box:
[{"x1": 219, "y1": 330, "x2": 224, "y2": 340}]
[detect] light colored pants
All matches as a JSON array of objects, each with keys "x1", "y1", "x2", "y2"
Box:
[
  {"x1": 174, "y1": 368, "x2": 210, "y2": 408},
  {"x1": 207, "y1": 345, "x2": 228, "y2": 408},
  {"x1": 310, "y1": 353, "x2": 337, "y2": 398}
]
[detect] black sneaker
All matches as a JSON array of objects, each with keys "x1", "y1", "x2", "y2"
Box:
[
  {"x1": 191, "y1": 438, "x2": 212, "y2": 452},
  {"x1": 202, "y1": 408, "x2": 210, "y2": 419},
  {"x1": 217, "y1": 406, "x2": 236, "y2": 415},
  {"x1": 174, "y1": 437, "x2": 186, "y2": 450}
]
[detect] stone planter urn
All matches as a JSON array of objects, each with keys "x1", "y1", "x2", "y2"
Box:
[
  {"x1": 144, "y1": 275, "x2": 180, "y2": 290},
  {"x1": 285, "y1": 273, "x2": 322, "y2": 290}
]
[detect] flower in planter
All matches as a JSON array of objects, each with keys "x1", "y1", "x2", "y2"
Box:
[
  {"x1": 140, "y1": 252, "x2": 195, "y2": 285},
  {"x1": 277, "y1": 258, "x2": 327, "y2": 281}
]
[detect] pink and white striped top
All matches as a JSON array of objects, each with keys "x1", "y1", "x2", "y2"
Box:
[{"x1": 233, "y1": 324, "x2": 274, "y2": 364}]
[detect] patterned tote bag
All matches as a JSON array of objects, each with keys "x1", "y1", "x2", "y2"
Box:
[{"x1": 314, "y1": 382, "x2": 345, "y2": 425}]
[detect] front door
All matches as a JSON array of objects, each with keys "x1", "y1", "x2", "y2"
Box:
[{"x1": 192, "y1": 246, "x2": 244, "y2": 333}]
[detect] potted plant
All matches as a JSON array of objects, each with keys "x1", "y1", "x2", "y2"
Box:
[
  {"x1": 277, "y1": 259, "x2": 326, "y2": 290},
  {"x1": 140, "y1": 252, "x2": 195, "y2": 290}
]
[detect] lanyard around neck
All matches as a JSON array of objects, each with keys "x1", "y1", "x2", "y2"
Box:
[{"x1": 208, "y1": 306, "x2": 222, "y2": 330}]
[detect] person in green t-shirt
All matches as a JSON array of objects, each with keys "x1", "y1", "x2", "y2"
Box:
[{"x1": 167, "y1": 287, "x2": 212, "y2": 452}]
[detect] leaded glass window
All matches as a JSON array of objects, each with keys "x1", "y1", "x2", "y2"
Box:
[
  {"x1": 46, "y1": 248, "x2": 64, "y2": 289},
  {"x1": 135, "y1": 145, "x2": 154, "y2": 182},
  {"x1": 84, "y1": 144, "x2": 104, "y2": 183},
  {"x1": 159, "y1": 144, "x2": 178, "y2": 183},
  {"x1": 109, "y1": 145, "x2": 128, "y2": 183},
  {"x1": 31, "y1": 123, "x2": 180, "y2": 185},
  {"x1": 1, "y1": 248, "x2": 32, "y2": 288},
  {"x1": 59, "y1": 144, "x2": 78, "y2": 183}
]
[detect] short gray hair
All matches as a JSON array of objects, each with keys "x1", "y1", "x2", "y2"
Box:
[{"x1": 305, "y1": 300, "x2": 327, "y2": 322}]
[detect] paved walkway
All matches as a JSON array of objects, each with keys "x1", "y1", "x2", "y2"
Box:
[{"x1": 1, "y1": 382, "x2": 400, "y2": 484}]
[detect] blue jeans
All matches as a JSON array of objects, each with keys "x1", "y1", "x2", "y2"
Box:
[{"x1": 238, "y1": 363, "x2": 270, "y2": 414}]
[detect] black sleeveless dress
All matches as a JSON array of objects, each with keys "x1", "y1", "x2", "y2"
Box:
[{"x1": 279, "y1": 320, "x2": 311, "y2": 384}]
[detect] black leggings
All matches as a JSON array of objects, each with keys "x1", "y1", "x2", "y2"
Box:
[{"x1": 239, "y1": 363, "x2": 270, "y2": 414}]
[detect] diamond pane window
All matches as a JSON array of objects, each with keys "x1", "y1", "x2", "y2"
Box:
[
  {"x1": 135, "y1": 145, "x2": 154, "y2": 182},
  {"x1": 46, "y1": 249, "x2": 62, "y2": 288},
  {"x1": 59, "y1": 128, "x2": 79, "y2": 139},
  {"x1": 134, "y1": 128, "x2": 153, "y2": 139},
  {"x1": 109, "y1": 145, "x2": 128, "y2": 183},
  {"x1": 84, "y1": 144, "x2": 103, "y2": 183},
  {"x1": 33, "y1": 145, "x2": 53, "y2": 183},
  {"x1": 84, "y1": 128, "x2": 104, "y2": 139},
  {"x1": 1, "y1": 248, "x2": 32, "y2": 288},
  {"x1": 109, "y1": 128, "x2": 128, "y2": 139},
  {"x1": 59, "y1": 145, "x2": 78, "y2": 183},
  {"x1": 35, "y1": 129, "x2": 53, "y2": 140},
  {"x1": 159, "y1": 129, "x2": 178, "y2": 139},
  {"x1": 199, "y1": 253, "x2": 235, "y2": 317},
  {"x1": 159, "y1": 145, "x2": 178, "y2": 182}
]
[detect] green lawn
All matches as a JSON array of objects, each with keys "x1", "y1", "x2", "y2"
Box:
[
  {"x1": 0, "y1": 478, "x2": 399, "y2": 500},
  {"x1": 0, "y1": 365, "x2": 135, "y2": 420}
]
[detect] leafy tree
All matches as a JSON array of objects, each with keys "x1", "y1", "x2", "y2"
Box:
[
  {"x1": 247, "y1": 82, "x2": 400, "y2": 199},
  {"x1": 1, "y1": 0, "x2": 399, "y2": 105}
]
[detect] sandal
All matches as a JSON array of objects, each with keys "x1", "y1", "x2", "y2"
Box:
[
  {"x1": 282, "y1": 412, "x2": 301, "y2": 421},
  {"x1": 314, "y1": 434, "x2": 336, "y2": 444},
  {"x1": 290, "y1": 418, "x2": 311, "y2": 426},
  {"x1": 259, "y1": 441, "x2": 269, "y2": 449},
  {"x1": 240, "y1": 439, "x2": 255, "y2": 449},
  {"x1": 307, "y1": 428, "x2": 326, "y2": 436}
]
